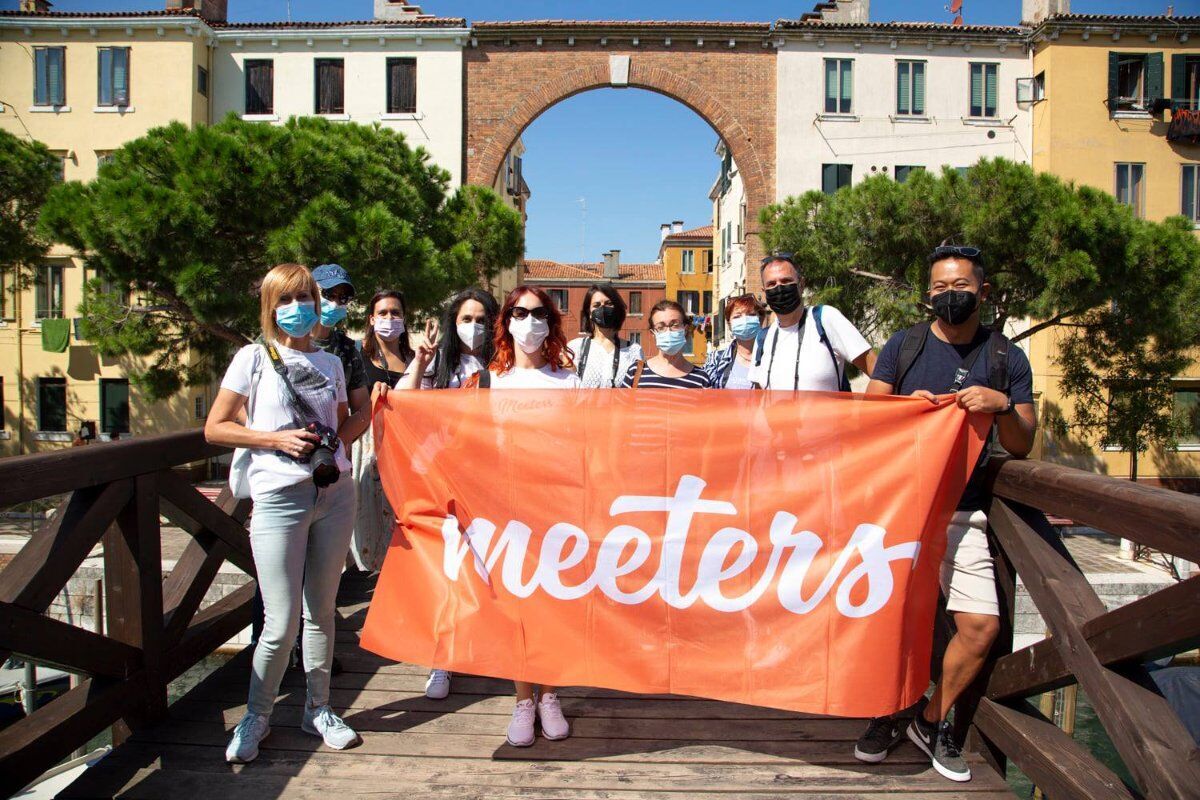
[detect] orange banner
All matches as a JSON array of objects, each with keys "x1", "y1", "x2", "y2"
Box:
[{"x1": 361, "y1": 389, "x2": 989, "y2": 717}]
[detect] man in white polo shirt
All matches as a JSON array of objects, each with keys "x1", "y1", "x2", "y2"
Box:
[{"x1": 748, "y1": 253, "x2": 876, "y2": 391}]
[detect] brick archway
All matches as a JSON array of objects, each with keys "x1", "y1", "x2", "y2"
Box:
[{"x1": 465, "y1": 23, "x2": 776, "y2": 291}]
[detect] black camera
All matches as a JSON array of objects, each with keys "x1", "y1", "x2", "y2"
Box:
[{"x1": 298, "y1": 422, "x2": 341, "y2": 488}]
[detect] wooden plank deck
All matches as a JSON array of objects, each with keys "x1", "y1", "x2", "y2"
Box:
[{"x1": 59, "y1": 574, "x2": 1014, "y2": 799}]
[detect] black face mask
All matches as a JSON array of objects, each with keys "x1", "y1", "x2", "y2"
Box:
[
  {"x1": 765, "y1": 282, "x2": 803, "y2": 315},
  {"x1": 590, "y1": 305, "x2": 621, "y2": 330},
  {"x1": 931, "y1": 290, "x2": 979, "y2": 326}
]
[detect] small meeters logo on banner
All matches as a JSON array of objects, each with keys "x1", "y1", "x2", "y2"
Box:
[{"x1": 441, "y1": 474, "x2": 920, "y2": 618}]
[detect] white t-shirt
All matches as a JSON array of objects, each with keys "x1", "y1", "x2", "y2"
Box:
[
  {"x1": 221, "y1": 343, "x2": 350, "y2": 498},
  {"x1": 489, "y1": 364, "x2": 583, "y2": 389},
  {"x1": 404, "y1": 353, "x2": 485, "y2": 390},
  {"x1": 747, "y1": 306, "x2": 870, "y2": 392},
  {"x1": 566, "y1": 335, "x2": 645, "y2": 389}
]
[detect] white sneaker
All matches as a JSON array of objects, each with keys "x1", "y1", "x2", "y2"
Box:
[
  {"x1": 225, "y1": 712, "x2": 270, "y2": 763},
  {"x1": 301, "y1": 704, "x2": 361, "y2": 750},
  {"x1": 506, "y1": 698, "x2": 536, "y2": 747},
  {"x1": 537, "y1": 692, "x2": 570, "y2": 741},
  {"x1": 424, "y1": 669, "x2": 452, "y2": 700}
]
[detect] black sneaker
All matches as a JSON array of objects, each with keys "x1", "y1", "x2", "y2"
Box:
[
  {"x1": 854, "y1": 715, "x2": 904, "y2": 763},
  {"x1": 907, "y1": 713, "x2": 972, "y2": 782}
]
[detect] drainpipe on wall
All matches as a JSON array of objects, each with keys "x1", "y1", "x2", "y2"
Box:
[{"x1": 16, "y1": 283, "x2": 25, "y2": 455}]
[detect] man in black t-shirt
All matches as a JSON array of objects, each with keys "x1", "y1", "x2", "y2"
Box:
[{"x1": 852, "y1": 244, "x2": 1038, "y2": 783}]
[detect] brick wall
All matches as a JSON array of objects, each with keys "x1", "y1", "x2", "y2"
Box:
[{"x1": 466, "y1": 31, "x2": 776, "y2": 293}]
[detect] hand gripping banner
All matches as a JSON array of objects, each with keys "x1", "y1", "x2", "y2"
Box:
[{"x1": 361, "y1": 388, "x2": 989, "y2": 717}]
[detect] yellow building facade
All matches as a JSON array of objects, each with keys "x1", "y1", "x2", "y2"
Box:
[
  {"x1": 1028, "y1": 14, "x2": 1200, "y2": 490},
  {"x1": 0, "y1": 10, "x2": 214, "y2": 455},
  {"x1": 659, "y1": 225, "x2": 715, "y2": 366}
]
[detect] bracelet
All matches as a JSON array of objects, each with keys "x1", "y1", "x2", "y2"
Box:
[{"x1": 999, "y1": 397, "x2": 1015, "y2": 415}]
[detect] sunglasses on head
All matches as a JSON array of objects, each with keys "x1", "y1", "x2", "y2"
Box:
[
  {"x1": 930, "y1": 245, "x2": 983, "y2": 260},
  {"x1": 760, "y1": 252, "x2": 797, "y2": 268},
  {"x1": 510, "y1": 306, "x2": 550, "y2": 321}
]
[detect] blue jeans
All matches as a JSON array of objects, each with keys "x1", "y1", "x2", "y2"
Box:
[{"x1": 247, "y1": 476, "x2": 355, "y2": 716}]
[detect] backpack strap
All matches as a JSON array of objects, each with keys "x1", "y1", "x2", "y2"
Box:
[
  {"x1": 631, "y1": 360, "x2": 646, "y2": 389},
  {"x1": 752, "y1": 325, "x2": 770, "y2": 368},
  {"x1": 245, "y1": 346, "x2": 264, "y2": 425},
  {"x1": 893, "y1": 322, "x2": 932, "y2": 394},
  {"x1": 721, "y1": 342, "x2": 738, "y2": 387},
  {"x1": 812, "y1": 306, "x2": 850, "y2": 392},
  {"x1": 986, "y1": 330, "x2": 1010, "y2": 393},
  {"x1": 576, "y1": 337, "x2": 591, "y2": 378}
]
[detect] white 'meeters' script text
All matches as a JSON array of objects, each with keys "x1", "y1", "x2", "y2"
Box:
[{"x1": 440, "y1": 475, "x2": 919, "y2": 618}]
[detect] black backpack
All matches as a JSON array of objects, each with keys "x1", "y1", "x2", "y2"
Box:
[{"x1": 893, "y1": 321, "x2": 1010, "y2": 395}]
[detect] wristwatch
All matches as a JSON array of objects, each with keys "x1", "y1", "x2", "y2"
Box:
[{"x1": 999, "y1": 396, "x2": 1015, "y2": 415}]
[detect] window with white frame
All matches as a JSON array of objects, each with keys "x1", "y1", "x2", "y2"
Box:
[
  {"x1": 896, "y1": 60, "x2": 926, "y2": 116},
  {"x1": 824, "y1": 59, "x2": 853, "y2": 114},
  {"x1": 681, "y1": 250, "x2": 695, "y2": 274},
  {"x1": 1182, "y1": 164, "x2": 1200, "y2": 226},
  {"x1": 1115, "y1": 163, "x2": 1146, "y2": 218}
]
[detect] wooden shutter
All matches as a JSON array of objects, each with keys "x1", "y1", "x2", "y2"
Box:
[
  {"x1": 897, "y1": 62, "x2": 910, "y2": 115},
  {"x1": 245, "y1": 60, "x2": 273, "y2": 114},
  {"x1": 824, "y1": 59, "x2": 837, "y2": 114},
  {"x1": 1146, "y1": 53, "x2": 1164, "y2": 103},
  {"x1": 840, "y1": 60, "x2": 853, "y2": 113},
  {"x1": 388, "y1": 57, "x2": 417, "y2": 114},
  {"x1": 913, "y1": 62, "x2": 925, "y2": 115},
  {"x1": 970, "y1": 63, "x2": 983, "y2": 116},
  {"x1": 1172, "y1": 54, "x2": 1187, "y2": 105},
  {"x1": 98, "y1": 48, "x2": 113, "y2": 106},
  {"x1": 1108, "y1": 51, "x2": 1120, "y2": 110},
  {"x1": 33, "y1": 48, "x2": 48, "y2": 105},
  {"x1": 113, "y1": 48, "x2": 130, "y2": 107}
]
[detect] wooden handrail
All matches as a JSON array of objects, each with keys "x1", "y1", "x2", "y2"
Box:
[
  {"x1": 0, "y1": 430, "x2": 221, "y2": 507},
  {"x1": 0, "y1": 434, "x2": 248, "y2": 798}
]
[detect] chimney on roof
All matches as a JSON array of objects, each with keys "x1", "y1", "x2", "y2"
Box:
[
  {"x1": 1167, "y1": 5, "x2": 1174, "y2": 16},
  {"x1": 375, "y1": 0, "x2": 424, "y2": 20},
  {"x1": 20, "y1": 0, "x2": 53, "y2": 12},
  {"x1": 806, "y1": 0, "x2": 870, "y2": 23},
  {"x1": 165, "y1": 0, "x2": 228, "y2": 22},
  {"x1": 1021, "y1": 0, "x2": 1069, "y2": 25},
  {"x1": 672, "y1": 220, "x2": 684, "y2": 234},
  {"x1": 660, "y1": 223, "x2": 672, "y2": 242},
  {"x1": 603, "y1": 250, "x2": 621, "y2": 279}
]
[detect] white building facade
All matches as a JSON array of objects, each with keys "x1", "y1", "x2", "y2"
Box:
[
  {"x1": 209, "y1": 13, "x2": 469, "y2": 185},
  {"x1": 775, "y1": 19, "x2": 1034, "y2": 199},
  {"x1": 710, "y1": 140, "x2": 748, "y2": 346}
]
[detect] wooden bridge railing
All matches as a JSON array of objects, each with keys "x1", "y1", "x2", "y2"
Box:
[
  {"x1": 0, "y1": 431, "x2": 250, "y2": 798},
  {"x1": 1, "y1": 432, "x2": 1199, "y2": 798},
  {"x1": 963, "y1": 458, "x2": 1200, "y2": 800}
]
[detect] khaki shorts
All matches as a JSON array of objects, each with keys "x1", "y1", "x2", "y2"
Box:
[{"x1": 940, "y1": 509, "x2": 999, "y2": 617}]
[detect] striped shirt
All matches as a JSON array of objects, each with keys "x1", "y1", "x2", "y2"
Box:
[{"x1": 620, "y1": 361, "x2": 712, "y2": 389}]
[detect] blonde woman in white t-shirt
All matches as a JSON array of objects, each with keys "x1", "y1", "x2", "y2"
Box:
[
  {"x1": 566, "y1": 284, "x2": 644, "y2": 389},
  {"x1": 205, "y1": 263, "x2": 361, "y2": 765}
]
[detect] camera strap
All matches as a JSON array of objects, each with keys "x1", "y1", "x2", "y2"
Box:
[{"x1": 263, "y1": 343, "x2": 320, "y2": 425}]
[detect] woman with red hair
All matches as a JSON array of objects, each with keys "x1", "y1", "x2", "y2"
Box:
[
  {"x1": 410, "y1": 286, "x2": 579, "y2": 745},
  {"x1": 464, "y1": 285, "x2": 581, "y2": 390}
]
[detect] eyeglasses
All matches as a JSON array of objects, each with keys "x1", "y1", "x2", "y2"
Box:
[
  {"x1": 930, "y1": 245, "x2": 982, "y2": 260},
  {"x1": 652, "y1": 321, "x2": 686, "y2": 332},
  {"x1": 510, "y1": 306, "x2": 550, "y2": 321},
  {"x1": 760, "y1": 251, "x2": 797, "y2": 268}
]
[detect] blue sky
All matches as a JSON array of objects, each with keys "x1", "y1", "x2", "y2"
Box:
[{"x1": 5, "y1": 0, "x2": 1184, "y2": 262}]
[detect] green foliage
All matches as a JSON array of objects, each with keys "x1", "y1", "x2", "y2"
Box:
[
  {"x1": 0, "y1": 129, "x2": 58, "y2": 286},
  {"x1": 40, "y1": 115, "x2": 524, "y2": 399},
  {"x1": 761, "y1": 158, "x2": 1200, "y2": 456}
]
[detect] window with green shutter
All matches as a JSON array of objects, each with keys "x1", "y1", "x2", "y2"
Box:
[
  {"x1": 1111, "y1": 53, "x2": 1154, "y2": 113},
  {"x1": 1172, "y1": 55, "x2": 1200, "y2": 110},
  {"x1": 969, "y1": 63, "x2": 999, "y2": 118},
  {"x1": 33, "y1": 47, "x2": 66, "y2": 107},
  {"x1": 824, "y1": 59, "x2": 853, "y2": 114},
  {"x1": 897, "y1": 61, "x2": 926, "y2": 116},
  {"x1": 38, "y1": 378, "x2": 67, "y2": 433},
  {"x1": 98, "y1": 47, "x2": 131, "y2": 107},
  {"x1": 822, "y1": 164, "x2": 852, "y2": 194},
  {"x1": 100, "y1": 379, "x2": 130, "y2": 435},
  {"x1": 895, "y1": 165, "x2": 925, "y2": 183}
]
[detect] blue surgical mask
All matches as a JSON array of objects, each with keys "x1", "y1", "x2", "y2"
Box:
[
  {"x1": 654, "y1": 328, "x2": 687, "y2": 356},
  {"x1": 730, "y1": 316, "x2": 762, "y2": 341},
  {"x1": 320, "y1": 297, "x2": 348, "y2": 327},
  {"x1": 276, "y1": 301, "x2": 319, "y2": 338}
]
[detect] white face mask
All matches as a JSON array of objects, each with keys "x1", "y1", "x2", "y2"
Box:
[
  {"x1": 457, "y1": 321, "x2": 486, "y2": 351},
  {"x1": 373, "y1": 317, "x2": 405, "y2": 341},
  {"x1": 508, "y1": 315, "x2": 550, "y2": 354}
]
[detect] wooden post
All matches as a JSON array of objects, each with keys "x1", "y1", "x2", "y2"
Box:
[{"x1": 104, "y1": 473, "x2": 165, "y2": 745}]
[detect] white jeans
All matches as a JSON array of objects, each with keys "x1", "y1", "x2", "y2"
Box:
[{"x1": 246, "y1": 476, "x2": 355, "y2": 716}]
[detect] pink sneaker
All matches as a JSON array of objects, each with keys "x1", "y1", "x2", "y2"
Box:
[
  {"x1": 537, "y1": 692, "x2": 570, "y2": 741},
  {"x1": 506, "y1": 698, "x2": 536, "y2": 747}
]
